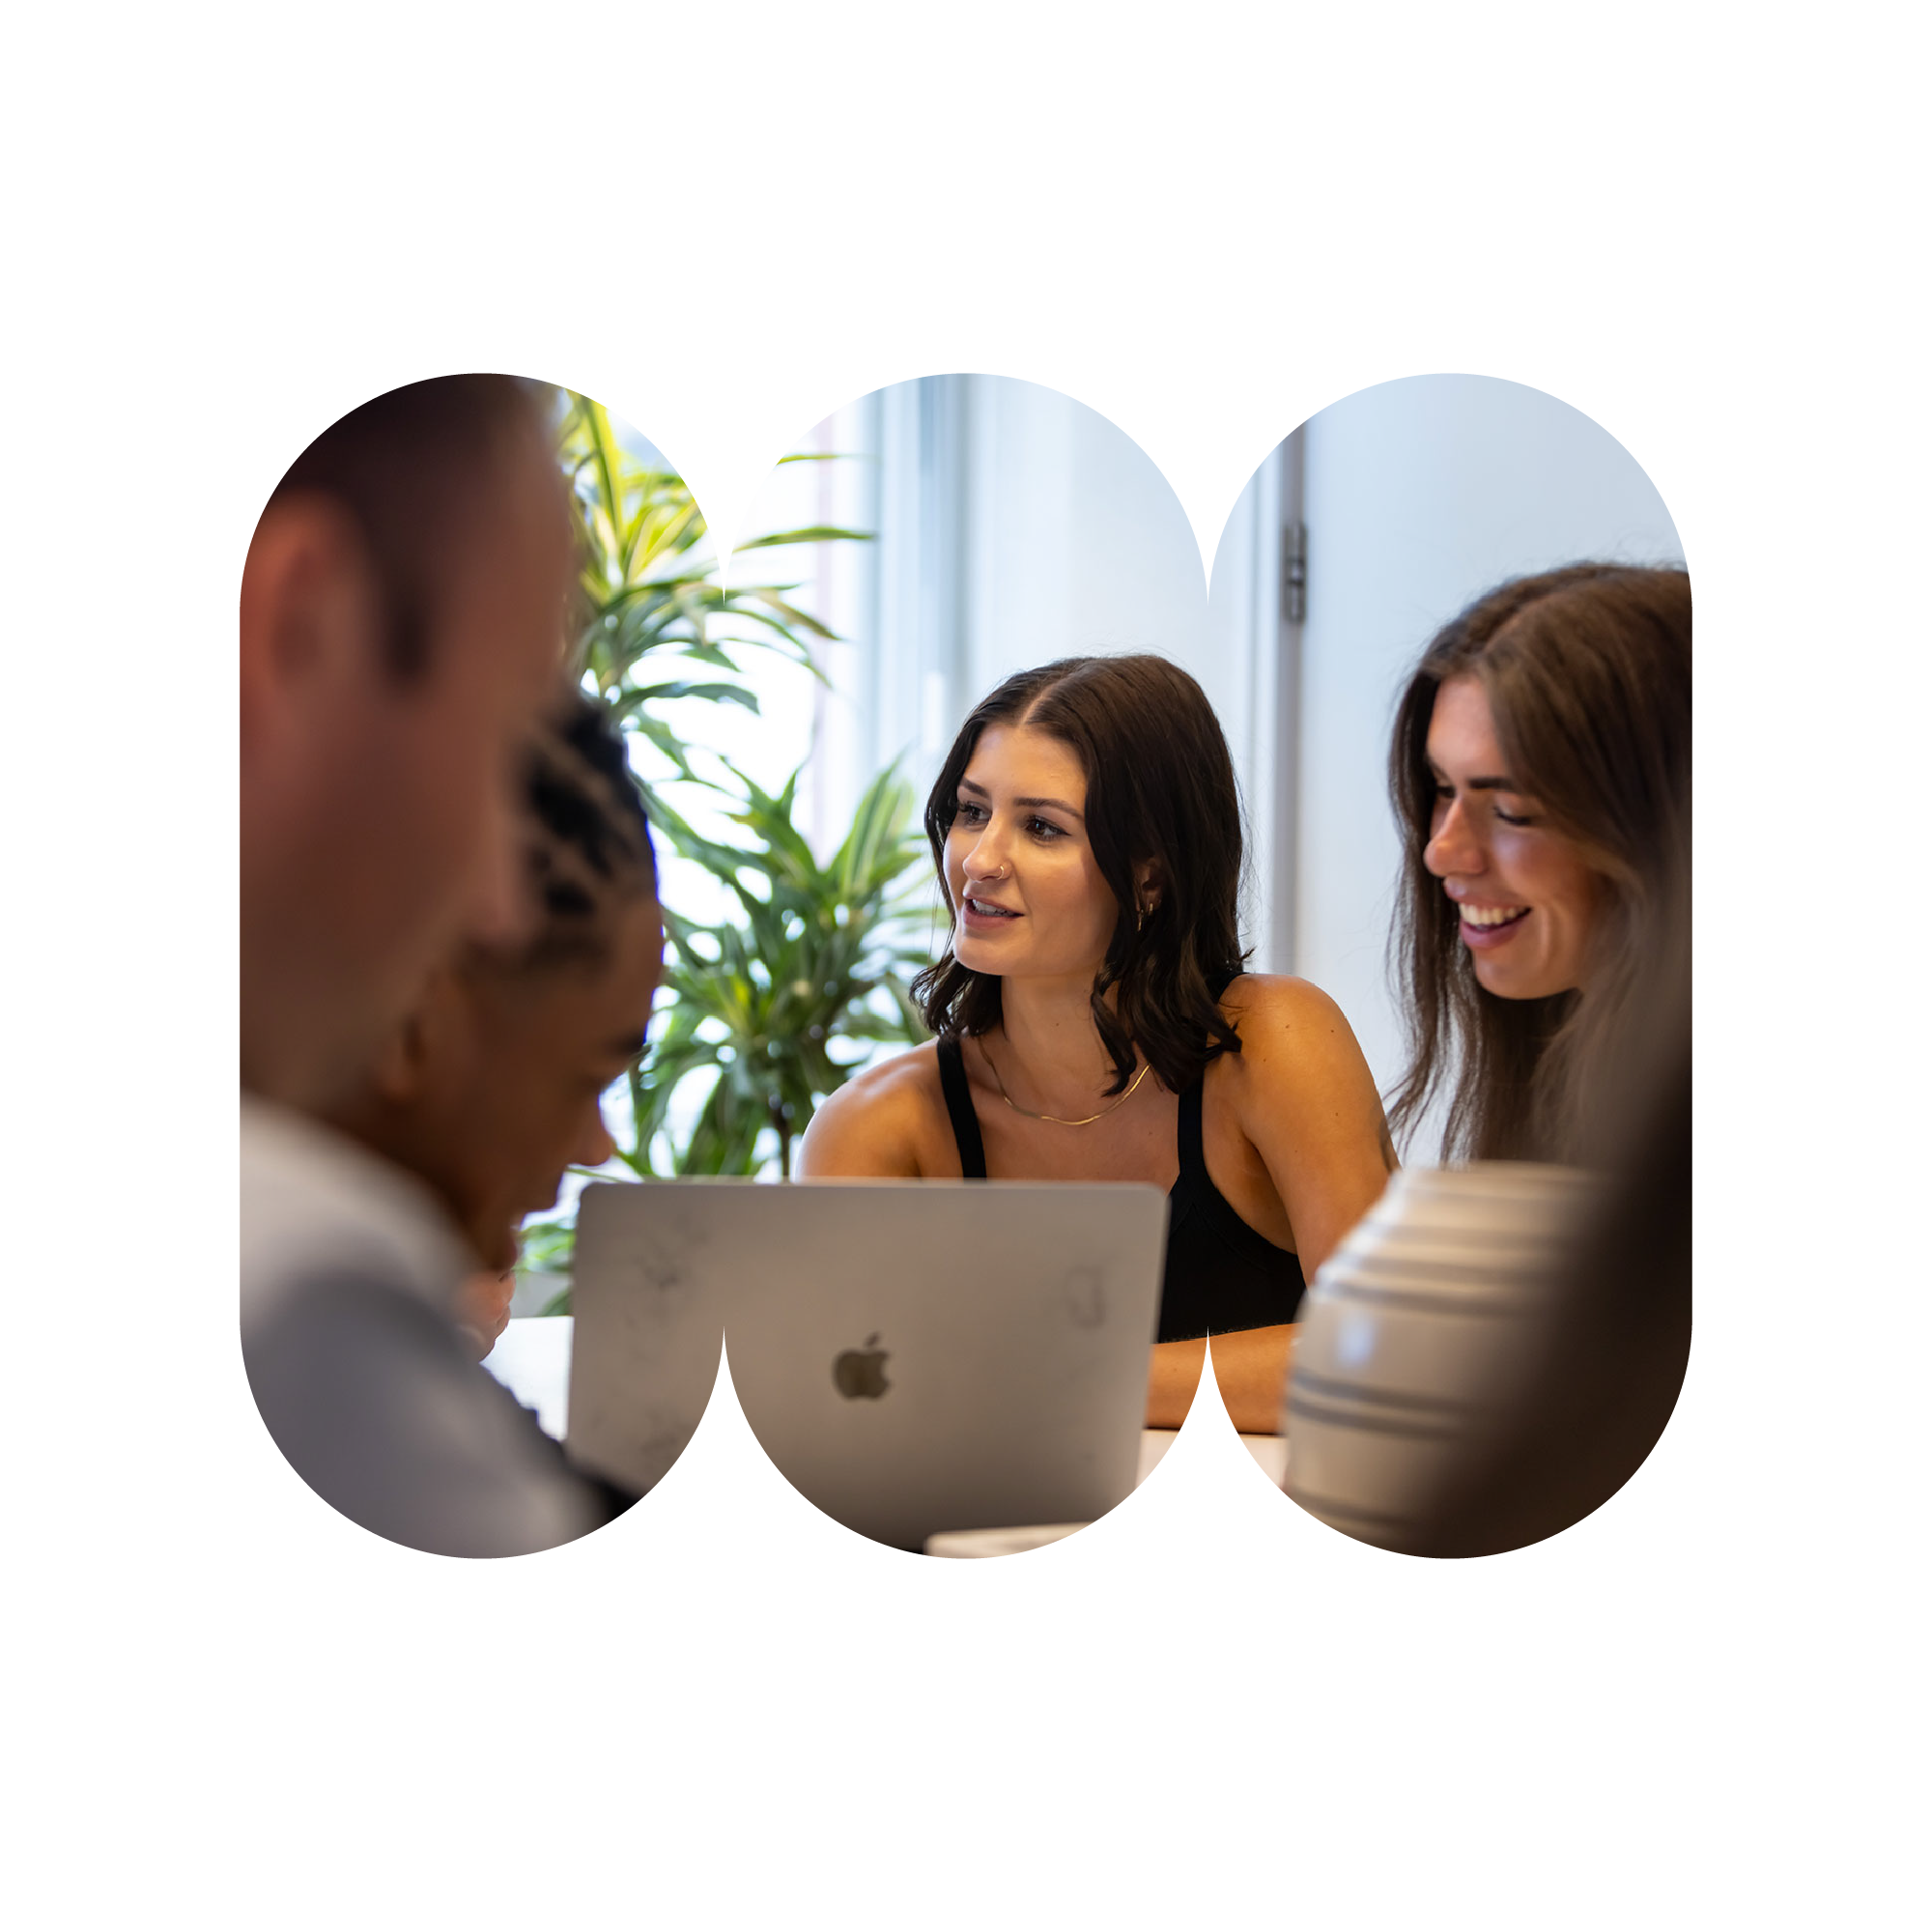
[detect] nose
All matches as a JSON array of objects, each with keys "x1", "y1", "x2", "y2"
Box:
[
  {"x1": 574, "y1": 1100, "x2": 616, "y2": 1171},
  {"x1": 963, "y1": 817, "x2": 1011, "y2": 884},
  {"x1": 1424, "y1": 794, "x2": 1484, "y2": 878}
]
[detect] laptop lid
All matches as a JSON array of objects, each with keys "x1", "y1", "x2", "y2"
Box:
[{"x1": 566, "y1": 1179, "x2": 1168, "y2": 1551}]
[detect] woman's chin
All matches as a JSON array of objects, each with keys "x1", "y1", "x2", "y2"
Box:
[
  {"x1": 952, "y1": 938, "x2": 1006, "y2": 974},
  {"x1": 1472, "y1": 955, "x2": 1575, "y2": 1003}
]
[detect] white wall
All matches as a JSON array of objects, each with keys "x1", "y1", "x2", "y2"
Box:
[
  {"x1": 959, "y1": 376, "x2": 1208, "y2": 698},
  {"x1": 1289, "y1": 374, "x2": 1685, "y2": 1152}
]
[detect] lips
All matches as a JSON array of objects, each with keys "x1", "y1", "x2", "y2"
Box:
[
  {"x1": 1456, "y1": 901, "x2": 1531, "y2": 949},
  {"x1": 963, "y1": 896, "x2": 1020, "y2": 920}
]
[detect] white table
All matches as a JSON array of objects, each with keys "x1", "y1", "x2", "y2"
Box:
[{"x1": 483, "y1": 1316, "x2": 1288, "y2": 1553}]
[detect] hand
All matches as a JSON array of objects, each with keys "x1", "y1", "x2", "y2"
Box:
[{"x1": 453, "y1": 1269, "x2": 516, "y2": 1361}]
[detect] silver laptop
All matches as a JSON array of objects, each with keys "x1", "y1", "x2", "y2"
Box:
[{"x1": 566, "y1": 1179, "x2": 1168, "y2": 1551}]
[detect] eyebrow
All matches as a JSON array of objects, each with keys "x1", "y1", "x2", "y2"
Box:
[
  {"x1": 1428, "y1": 763, "x2": 1521, "y2": 792},
  {"x1": 957, "y1": 778, "x2": 1085, "y2": 819}
]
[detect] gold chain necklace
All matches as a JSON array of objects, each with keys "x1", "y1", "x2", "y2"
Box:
[{"x1": 982, "y1": 1035, "x2": 1152, "y2": 1126}]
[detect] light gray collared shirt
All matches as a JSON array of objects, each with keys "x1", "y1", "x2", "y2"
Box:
[{"x1": 241, "y1": 1095, "x2": 606, "y2": 1558}]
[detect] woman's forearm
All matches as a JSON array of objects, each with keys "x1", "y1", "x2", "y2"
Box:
[{"x1": 1146, "y1": 1324, "x2": 1297, "y2": 1434}]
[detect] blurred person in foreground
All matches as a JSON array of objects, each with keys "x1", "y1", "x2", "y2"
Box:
[
  {"x1": 1285, "y1": 562, "x2": 1691, "y2": 1553},
  {"x1": 241, "y1": 373, "x2": 616, "y2": 1556},
  {"x1": 326, "y1": 692, "x2": 663, "y2": 1364}
]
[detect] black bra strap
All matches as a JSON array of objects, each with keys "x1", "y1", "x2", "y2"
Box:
[{"x1": 935, "y1": 1035, "x2": 988, "y2": 1179}]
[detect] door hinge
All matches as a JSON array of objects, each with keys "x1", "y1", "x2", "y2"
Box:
[{"x1": 1282, "y1": 522, "x2": 1307, "y2": 624}]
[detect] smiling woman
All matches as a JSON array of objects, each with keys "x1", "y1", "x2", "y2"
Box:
[
  {"x1": 1387, "y1": 562, "x2": 1692, "y2": 1162},
  {"x1": 1423, "y1": 675, "x2": 1605, "y2": 1001},
  {"x1": 798, "y1": 655, "x2": 1394, "y2": 1433}
]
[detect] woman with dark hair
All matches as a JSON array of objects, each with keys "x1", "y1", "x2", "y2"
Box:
[
  {"x1": 799, "y1": 655, "x2": 1393, "y2": 1433},
  {"x1": 1386, "y1": 562, "x2": 1691, "y2": 1162}
]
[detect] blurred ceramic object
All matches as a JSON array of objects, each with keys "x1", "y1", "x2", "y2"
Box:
[
  {"x1": 923, "y1": 1523, "x2": 1089, "y2": 1558},
  {"x1": 1284, "y1": 1163, "x2": 1601, "y2": 1551}
]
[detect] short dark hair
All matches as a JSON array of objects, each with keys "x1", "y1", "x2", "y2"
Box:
[
  {"x1": 912, "y1": 655, "x2": 1248, "y2": 1094},
  {"x1": 266, "y1": 374, "x2": 554, "y2": 680},
  {"x1": 467, "y1": 689, "x2": 658, "y2": 977},
  {"x1": 1386, "y1": 562, "x2": 1691, "y2": 1161}
]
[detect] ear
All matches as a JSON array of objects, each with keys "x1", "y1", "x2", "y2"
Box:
[
  {"x1": 368, "y1": 962, "x2": 462, "y2": 1104},
  {"x1": 367, "y1": 1008, "x2": 429, "y2": 1107},
  {"x1": 239, "y1": 495, "x2": 384, "y2": 758},
  {"x1": 1133, "y1": 859, "x2": 1163, "y2": 914}
]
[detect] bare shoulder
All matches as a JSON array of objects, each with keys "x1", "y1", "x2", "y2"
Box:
[
  {"x1": 1217, "y1": 973, "x2": 1362, "y2": 1064},
  {"x1": 796, "y1": 1040, "x2": 956, "y2": 1178},
  {"x1": 1211, "y1": 973, "x2": 1391, "y2": 1168}
]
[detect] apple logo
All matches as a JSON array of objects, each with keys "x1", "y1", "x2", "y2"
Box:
[{"x1": 832, "y1": 1332, "x2": 891, "y2": 1400}]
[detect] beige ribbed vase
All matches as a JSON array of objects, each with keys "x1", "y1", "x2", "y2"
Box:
[{"x1": 1284, "y1": 1163, "x2": 1601, "y2": 1552}]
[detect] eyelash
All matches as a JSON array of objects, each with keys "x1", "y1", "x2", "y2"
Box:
[
  {"x1": 953, "y1": 804, "x2": 1065, "y2": 841},
  {"x1": 1433, "y1": 783, "x2": 1536, "y2": 829}
]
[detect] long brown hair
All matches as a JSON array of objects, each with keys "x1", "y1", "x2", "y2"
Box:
[
  {"x1": 1386, "y1": 563, "x2": 1691, "y2": 1161},
  {"x1": 912, "y1": 656, "x2": 1248, "y2": 1094}
]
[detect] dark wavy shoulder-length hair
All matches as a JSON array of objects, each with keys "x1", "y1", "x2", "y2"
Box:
[
  {"x1": 1386, "y1": 562, "x2": 1691, "y2": 1163},
  {"x1": 911, "y1": 655, "x2": 1249, "y2": 1095}
]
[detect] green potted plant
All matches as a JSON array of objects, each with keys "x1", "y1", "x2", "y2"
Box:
[
  {"x1": 517, "y1": 397, "x2": 934, "y2": 1312},
  {"x1": 633, "y1": 756, "x2": 936, "y2": 1178},
  {"x1": 560, "y1": 391, "x2": 866, "y2": 814}
]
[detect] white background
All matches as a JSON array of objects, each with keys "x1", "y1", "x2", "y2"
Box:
[{"x1": 5, "y1": 4, "x2": 1924, "y2": 1927}]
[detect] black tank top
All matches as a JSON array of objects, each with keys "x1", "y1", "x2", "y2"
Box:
[{"x1": 934, "y1": 1034, "x2": 1307, "y2": 1343}]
